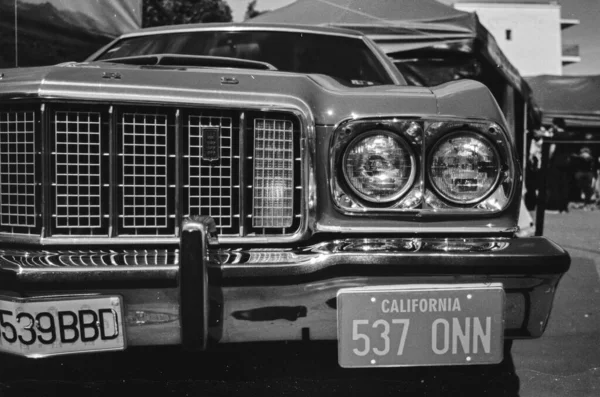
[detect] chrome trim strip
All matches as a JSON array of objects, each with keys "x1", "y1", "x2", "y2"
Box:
[
  {"x1": 239, "y1": 112, "x2": 247, "y2": 237},
  {"x1": 36, "y1": 104, "x2": 45, "y2": 235},
  {"x1": 108, "y1": 106, "x2": 117, "y2": 238},
  {"x1": 420, "y1": 116, "x2": 428, "y2": 210},
  {"x1": 175, "y1": 109, "x2": 182, "y2": 236},
  {"x1": 314, "y1": 225, "x2": 516, "y2": 233},
  {"x1": 6, "y1": 91, "x2": 310, "y2": 113},
  {"x1": 217, "y1": 238, "x2": 512, "y2": 277},
  {"x1": 0, "y1": 249, "x2": 178, "y2": 283},
  {"x1": 1, "y1": 238, "x2": 508, "y2": 278},
  {"x1": 40, "y1": 103, "x2": 50, "y2": 237},
  {"x1": 117, "y1": 25, "x2": 364, "y2": 41},
  {"x1": 0, "y1": 237, "x2": 570, "y2": 284},
  {"x1": 301, "y1": 112, "x2": 314, "y2": 240},
  {"x1": 305, "y1": 110, "x2": 317, "y2": 233}
]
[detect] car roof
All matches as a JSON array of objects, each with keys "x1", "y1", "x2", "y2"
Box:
[{"x1": 119, "y1": 22, "x2": 366, "y2": 40}]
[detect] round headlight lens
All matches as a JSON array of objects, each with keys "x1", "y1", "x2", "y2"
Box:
[
  {"x1": 429, "y1": 132, "x2": 501, "y2": 204},
  {"x1": 343, "y1": 132, "x2": 416, "y2": 203}
]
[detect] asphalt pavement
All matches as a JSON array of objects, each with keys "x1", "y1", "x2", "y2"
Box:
[
  {"x1": 511, "y1": 208, "x2": 600, "y2": 397},
  {"x1": 0, "y1": 209, "x2": 598, "y2": 397}
]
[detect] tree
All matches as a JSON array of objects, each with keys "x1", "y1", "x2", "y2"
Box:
[
  {"x1": 244, "y1": 0, "x2": 267, "y2": 20},
  {"x1": 143, "y1": 0, "x2": 233, "y2": 28}
]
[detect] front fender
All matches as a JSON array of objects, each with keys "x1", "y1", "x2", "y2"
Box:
[{"x1": 431, "y1": 79, "x2": 509, "y2": 134}]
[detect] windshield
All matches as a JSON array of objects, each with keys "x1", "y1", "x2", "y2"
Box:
[{"x1": 94, "y1": 30, "x2": 394, "y2": 87}]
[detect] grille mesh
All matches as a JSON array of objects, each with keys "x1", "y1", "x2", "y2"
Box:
[
  {"x1": 0, "y1": 103, "x2": 301, "y2": 239},
  {"x1": 120, "y1": 112, "x2": 169, "y2": 229},
  {"x1": 53, "y1": 111, "x2": 103, "y2": 229},
  {"x1": 185, "y1": 114, "x2": 236, "y2": 233},
  {"x1": 0, "y1": 110, "x2": 36, "y2": 229},
  {"x1": 252, "y1": 119, "x2": 294, "y2": 228}
]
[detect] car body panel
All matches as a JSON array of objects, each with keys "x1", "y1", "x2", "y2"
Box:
[
  {"x1": 0, "y1": 64, "x2": 506, "y2": 128},
  {"x1": 0, "y1": 63, "x2": 431, "y2": 126}
]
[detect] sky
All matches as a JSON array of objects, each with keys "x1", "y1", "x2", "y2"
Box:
[
  {"x1": 229, "y1": 0, "x2": 294, "y2": 21},
  {"x1": 228, "y1": 0, "x2": 600, "y2": 76}
]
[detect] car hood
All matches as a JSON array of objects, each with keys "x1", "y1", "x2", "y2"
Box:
[
  {"x1": 0, "y1": 62, "x2": 419, "y2": 125},
  {"x1": 0, "y1": 62, "x2": 505, "y2": 127}
]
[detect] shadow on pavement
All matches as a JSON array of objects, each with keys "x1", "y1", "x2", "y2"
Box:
[{"x1": 0, "y1": 341, "x2": 520, "y2": 397}]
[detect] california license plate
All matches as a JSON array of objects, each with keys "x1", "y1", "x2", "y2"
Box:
[
  {"x1": 337, "y1": 284, "x2": 504, "y2": 368},
  {"x1": 0, "y1": 295, "x2": 125, "y2": 358}
]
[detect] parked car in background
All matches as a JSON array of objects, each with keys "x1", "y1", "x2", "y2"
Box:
[{"x1": 0, "y1": 23, "x2": 569, "y2": 366}]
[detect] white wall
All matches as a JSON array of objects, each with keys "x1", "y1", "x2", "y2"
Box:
[{"x1": 455, "y1": 3, "x2": 562, "y2": 76}]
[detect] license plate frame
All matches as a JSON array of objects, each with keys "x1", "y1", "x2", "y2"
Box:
[
  {"x1": 0, "y1": 294, "x2": 126, "y2": 358},
  {"x1": 337, "y1": 283, "x2": 505, "y2": 368}
]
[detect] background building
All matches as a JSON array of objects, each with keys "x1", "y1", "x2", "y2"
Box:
[{"x1": 439, "y1": 0, "x2": 580, "y2": 76}]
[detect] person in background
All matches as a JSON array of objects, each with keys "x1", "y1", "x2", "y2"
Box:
[
  {"x1": 524, "y1": 128, "x2": 546, "y2": 210},
  {"x1": 595, "y1": 155, "x2": 600, "y2": 205},
  {"x1": 545, "y1": 118, "x2": 571, "y2": 213},
  {"x1": 548, "y1": 117, "x2": 567, "y2": 156},
  {"x1": 572, "y1": 147, "x2": 596, "y2": 205}
]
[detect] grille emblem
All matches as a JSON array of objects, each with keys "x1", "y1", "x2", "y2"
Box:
[
  {"x1": 202, "y1": 127, "x2": 220, "y2": 162},
  {"x1": 102, "y1": 72, "x2": 122, "y2": 80}
]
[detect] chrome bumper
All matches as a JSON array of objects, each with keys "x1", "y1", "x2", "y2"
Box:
[{"x1": 0, "y1": 217, "x2": 571, "y2": 351}]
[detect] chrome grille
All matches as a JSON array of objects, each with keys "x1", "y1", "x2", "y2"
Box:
[
  {"x1": 120, "y1": 112, "x2": 169, "y2": 230},
  {"x1": 53, "y1": 111, "x2": 103, "y2": 229},
  {"x1": 0, "y1": 110, "x2": 37, "y2": 230},
  {"x1": 0, "y1": 102, "x2": 302, "y2": 240},
  {"x1": 253, "y1": 119, "x2": 294, "y2": 228},
  {"x1": 185, "y1": 114, "x2": 237, "y2": 234}
]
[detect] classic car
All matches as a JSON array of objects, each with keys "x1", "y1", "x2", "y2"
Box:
[{"x1": 0, "y1": 23, "x2": 569, "y2": 366}]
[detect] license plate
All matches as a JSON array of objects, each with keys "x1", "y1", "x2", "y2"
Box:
[
  {"x1": 337, "y1": 284, "x2": 504, "y2": 368},
  {"x1": 0, "y1": 295, "x2": 125, "y2": 358}
]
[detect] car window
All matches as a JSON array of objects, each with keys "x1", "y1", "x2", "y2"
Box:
[{"x1": 95, "y1": 30, "x2": 394, "y2": 87}]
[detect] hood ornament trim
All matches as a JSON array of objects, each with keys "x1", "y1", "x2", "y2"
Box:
[
  {"x1": 102, "y1": 72, "x2": 122, "y2": 80},
  {"x1": 220, "y1": 76, "x2": 239, "y2": 85}
]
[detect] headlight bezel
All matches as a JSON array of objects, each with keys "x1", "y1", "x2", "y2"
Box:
[
  {"x1": 341, "y1": 130, "x2": 417, "y2": 204},
  {"x1": 330, "y1": 117, "x2": 517, "y2": 215},
  {"x1": 330, "y1": 118, "x2": 424, "y2": 212},
  {"x1": 426, "y1": 130, "x2": 502, "y2": 205}
]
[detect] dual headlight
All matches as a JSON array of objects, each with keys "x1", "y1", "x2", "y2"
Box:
[
  {"x1": 428, "y1": 132, "x2": 501, "y2": 204},
  {"x1": 337, "y1": 121, "x2": 508, "y2": 208},
  {"x1": 343, "y1": 132, "x2": 415, "y2": 203}
]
